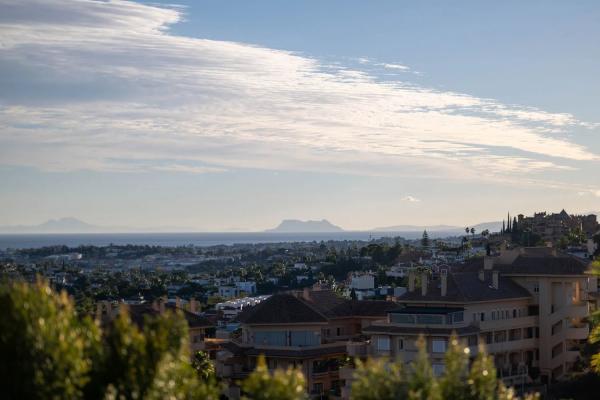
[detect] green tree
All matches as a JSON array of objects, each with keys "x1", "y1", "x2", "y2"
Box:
[
  {"x1": 0, "y1": 278, "x2": 101, "y2": 400},
  {"x1": 421, "y1": 230, "x2": 430, "y2": 248},
  {"x1": 590, "y1": 261, "x2": 600, "y2": 373},
  {"x1": 351, "y1": 357, "x2": 407, "y2": 400},
  {"x1": 407, "y1": 336, "x2": 440, "y2": 400},
  {"x1": 192, "y1": 350, "x2": 215, "y2": 381},
  {"x1": 241, "y1": 354, "x2": 307, "y2": 400},
  {"x1": 0, "y1": 279, "x2": 218, "y2": 400},
  {"x1": 439, "y1": 336, "x2": 469, "y2": 400},
  {"x1": 466, "y1": 347, "x2": 498, "y2": 400}
]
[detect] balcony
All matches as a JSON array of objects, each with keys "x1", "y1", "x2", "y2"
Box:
[
  {"x1": 485, "y1": 338, "x2": 538, "y2": 354},
  {"x1": 478, "y1": 315, "x2": 538, "y2": 331},
  {"x1": 339, "y1": 365, "x2": 354, "y2": 381},
  {"x1": 566, "y1": 326, "x2": 589, "y2": 340},
  {"x1": 347, "y1": 341, "x2": 370, "y2": 358}
]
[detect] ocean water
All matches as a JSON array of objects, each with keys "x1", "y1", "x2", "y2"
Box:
[{"x1": 0, "y1": 231, "x2": 418, "y2": 250}]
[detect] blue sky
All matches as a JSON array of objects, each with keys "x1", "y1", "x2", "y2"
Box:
[{"x1": 0, "y1": 0, "x2": 599, "y2": 231}]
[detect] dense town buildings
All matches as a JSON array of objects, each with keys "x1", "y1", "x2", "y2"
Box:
[
  {"x1": 2, "y1": 217, "x2": 600, "y2": 399},
  {"x1": 516, "y1": 210, "x2": 599, "y2": 243}
]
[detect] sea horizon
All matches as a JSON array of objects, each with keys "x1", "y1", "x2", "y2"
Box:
[{"x1": 0, "y1": 230, "x2": 460, "y2": 250}]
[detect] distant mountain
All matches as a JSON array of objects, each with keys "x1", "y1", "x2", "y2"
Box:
[
  {"x1": 0, "y1": 217, "x2": 104, "y2": 233},
  {"x1": 471, "y1": 221, "x2": 503, "y2": 232},
  {"x1": 266, "y1": 219, "x2": 344, "y2": 233},
  {"x1": 0, "y1": 217, "x2": 193, "y2": 234}
]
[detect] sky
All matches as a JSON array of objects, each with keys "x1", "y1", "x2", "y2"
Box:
[{"x1": 0, "y1": 0, "x2": 599, "y2": 231}]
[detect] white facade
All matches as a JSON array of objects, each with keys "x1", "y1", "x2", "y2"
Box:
[{"x1": 350, "y1": 274, "x2": 374, "y2": 290}]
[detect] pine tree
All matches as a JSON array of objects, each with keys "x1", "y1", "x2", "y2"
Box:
[
  {"x1": 421, "y1": 230, "x2": 430, "y2": 248},
  {"x1": 439, "y1": 335, "x2": 470, "y2": 400},
  {"x1": 408, "y1": 336, "x2": 441, "y2": 400},
  {"x1": 351, "y1": 357, "x2": 407, "y2": 400},
  {"x1": 466, "y1": 346, "x2": 498, "y2": 400},
  {"x1": 242, "y1": 354, "x2": 307, "y2": 400}
]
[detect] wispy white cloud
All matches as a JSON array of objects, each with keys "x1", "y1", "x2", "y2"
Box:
[
  {"x1": 0, "y1": 0, "x2": 597, "y2": 187},
  {"x1": 381, "y1": 63, "x2": 410, "y2": 71},
  {"x1": 401, "y1": 196, "x2": 421, "y2": 203}
]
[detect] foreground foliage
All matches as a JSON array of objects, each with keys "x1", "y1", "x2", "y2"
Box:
[
  {"x1": 1, "y1": 279, "x2": 542, "y2": 400},
  {"x1": 0, "y1": 279, "x2": 218, "y2": 400},
  {"x1": 351, "y1": 337, "x2": 539, "y2": 400}
]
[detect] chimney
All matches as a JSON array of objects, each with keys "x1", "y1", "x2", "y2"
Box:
[
  {"x1": 492, "y1": 270, "x2": 499, "y2": 290},
  {"x1": 441, "y1": 269, "x2": 448, "y2": 297},
  {"x1": 95, "y1": 302, "x2": 102, "y2": 320},
  {"x1": 408, "y1": 270, "x2": 416, "y2": 292},
  {"x1": 189, "y1": 297, "x2": 198, "y2": 314},
  {"x1": 478, "y1": 270, "x2": 485, "y2": 282},
  {"x1": 484, "y1": 256, "x2": 494, "y2": 270},
  {"x1": 421, "y1": 272, "x2": 428, "y2": 296},
  {"x1": 159, "y1": 296, "x2": 166, "y2": 313},
  {"x1": 303, "y1": 287, "x2": 311, "y2": 301}
]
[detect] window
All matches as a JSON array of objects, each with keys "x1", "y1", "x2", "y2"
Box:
[
  {"x1": 432, "y1": 339, "x2": 446, "y2": 353},
  {"x1": 483, "y1": 332, "x2": 493, "y2": 345},
  {"x1": 398, "y1": 338, "x2": 404, "y2": 350},
  {"x1": 480, "y1": 312, "x2": 485, "y2": 322},
  {"x1": 453, "y1": 312, "x2": 464, "y2": 323},
  {"x1": 492, "y1": 311, "x2": 496, "y2": 321},
  {"x1": 467, "y1": 335, "x2": 478, "y2": 346},
  {"x1": 416, "y1": 314, "x2": 444, "y2": 324},
  {"x1": 513, "y1": 309, "x2": 517, "y2": 318},
  {"x1": 432, "y1": 363, "x2": 445, "y2": 377},
  {"x1": 494, "y1": 331, "x2": 506, "y2": 343},
  {"x1": 255, "y1": 331, "x2": 287, "y2": 346},
  {"x1": 524, "y1": 327, "x2": 534, "y2": 339},
  {"x1": 291, "y1": 331, "x2": 319, "y2": 347},
  {"x1": 336, "y1": 327, "x2": 341, "y2": 336},
  {"x1": 313, "y1": 383, "x2": 324, "y2": 394},
  {"x1": 377, "y1": 337, "x2": 391, "y2": 351},
  {"x1": 533, "y1": 283, "x2": 540, "y2": 293},
  {"x1": 509, "y1": 329, "x2": 521, "y2": 341},
  {"x1": 391, "y1": 314, "x2": 415, "y2": 324}
]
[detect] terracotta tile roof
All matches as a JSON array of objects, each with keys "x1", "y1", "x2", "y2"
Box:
[
  {"x1": 498, "y1": 255, "x2": 589, "y2": 276},
  {"x1": 166, "y1": 304, "x2": 214, "y2": 328},
  {"x1": 236, "y1": 290, "x2": 396, "y2": 324},
  {"x1": 397, "y1": 271, "x2": 531, "y2": 303},
  {"x1": 236, "y1": 294, "x2": 328, "y2": 324}
]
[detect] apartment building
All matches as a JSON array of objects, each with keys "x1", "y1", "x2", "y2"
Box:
[
  {"x1": 349, "y1": 247, "x2": 594, "y2": 397},
  {"x1": 215, "y1": 287, "x2": 396, "y2": 398}
]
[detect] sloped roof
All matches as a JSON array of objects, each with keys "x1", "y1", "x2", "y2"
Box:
[
  {"x1": 236, "y1": 294, "x2": 328, "y2": 324},
  {"x1": 498, "y1": 255, "x2": 589, "y2": 276},
  {"x1": 126, "y1": 303, "x2": 214, "y2": 328},
  {"x1": 236, "y1": 290, "x2": 396, "y2": 325},
  {"x1": 456, "y1": 250, "x2": 590, "y2": 276},
  {"x1": 397, "y1": 271, "x2": 531, "y2": 303},
  {"x1": 165, "y1": 303, "x2": 214, "y2": 328}
]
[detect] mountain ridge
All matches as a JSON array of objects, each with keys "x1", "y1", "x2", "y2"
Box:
[{"x1": 265, "y1": 219, "x2": 344, "y2": 233}]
